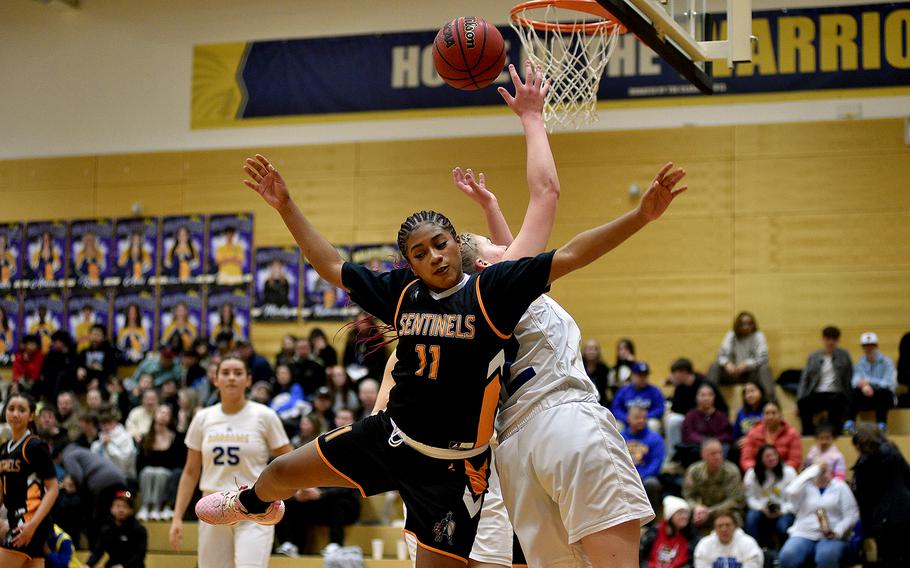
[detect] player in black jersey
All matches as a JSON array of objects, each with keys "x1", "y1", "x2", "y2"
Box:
[
  {"x1": 0, "y1": 392, "x2": 59, "y2": 567},
  {"x1": 197, "y1": 75, "x2": 685, "y2": 567}
]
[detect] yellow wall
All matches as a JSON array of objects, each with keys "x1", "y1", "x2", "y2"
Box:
[{"x1": 0, "y1": 118, "x2": 907, "y2": 376}]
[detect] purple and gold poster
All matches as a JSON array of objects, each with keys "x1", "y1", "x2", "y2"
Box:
[
  {"x1": 24, "y1": 221, "x2": 67, "y2": 288},
  {"x1": 253, "y1": 246, "x2": 299, "y2": 321},
  {"x1": 207, "y1": 213, "x2": 252, "y2": 285},
  {"x1": 67, "y1": 291, "x2": 112, "y2": 352},
  {"x1": 207, "y1": 286, "x2": 250, "y2": 342},
  {"x1": 303, "y1": 245, "x2": 357, "y2": 320},
  {"x1": 0, "y1": 223, "x2": 22, "y2": 291},
  {"x1": 23, "y1": 291, "x2": 64, "y2": 353},
  {"x1": 159, "y1": 286, "x2": 203, "y2": 354},
  {"x1": 0, "y1": 293, "x2": 19, "y2": 365},
  {"x1": 70, "y1": 219, "x2": 115, "y2": 287},
  {"x1": 160, "y1": 215, "x2": 205, "y2": 285},
  {"x1": 113, "y1": 290, "x2": 155, "y2": 364},
  {"x1": 115, "y1": 217, "x2": 158, "y2": 286}
]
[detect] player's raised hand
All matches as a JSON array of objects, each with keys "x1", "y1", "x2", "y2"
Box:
[
  {"x1": 244, "y1": 154, "x2": 290, "y2": 211},
  {"x1": 637, "y1": 162, "x2": 688, "y2": 222},
  {"x1": 452, "y1": 167, "x2": 496, "y2": 207},
  {"x1": 498, "y1": 61, "x2": 550, "y2": 120}
]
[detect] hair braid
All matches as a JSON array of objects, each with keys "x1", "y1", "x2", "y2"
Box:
[{"x1": 396, "y1": 210, "x2": 457, "y2": 259}]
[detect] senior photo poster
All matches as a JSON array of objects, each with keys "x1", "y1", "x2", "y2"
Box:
[
  {"x1": 24, "y1": 220, "x2": 67, "y2": 288},
  {"x1": 253, "y1": 246, "x2": 300, "y2": 321},
  {"x1": 69, "y1": 218, "x2": 115, "y2": 287},
  {"x1": 207, "y1": 213, "x2": 252, "y2": 285},
  {"x1": 0, "y1": 223, "x2": 23, "y2": 291},
  {"x1": 113, "y1": 289, "x2": 156, "y2": 364},
  {"x1": 115, "y1": 217, "x2": 159, "y2": 286},
  {"x1": 160, "y1": 214, "x2": 206, "y2": 285}
]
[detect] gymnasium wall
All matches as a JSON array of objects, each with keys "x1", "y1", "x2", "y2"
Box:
[
  {"x1": 0, "y1": 117, "x2": 907, "y2": 376},
  {"x1": 1, "y1": 0, "x2": 908, "y2": 159}
]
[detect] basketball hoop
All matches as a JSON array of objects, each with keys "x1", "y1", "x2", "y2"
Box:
[{"x1": 510, "y1": 0, "x2": 626, "y2": 130}]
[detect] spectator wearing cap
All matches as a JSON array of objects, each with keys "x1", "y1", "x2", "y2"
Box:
[
  {"x1": 640, "y1": 495, "x2": 697, "y2": 568},
  {"x1": 797, "y1": 326, "x2": 853, "y2": 435},
  {"x1": 129, "y1": 345, "x2": 183, "y2": 390},
  {"x1": 611, "y1": 362, "x2": 665, "y2": 432},
  {"x1": 86, "y1": 490, "x2": 148, "y2": 568},
  {"x1": 621, "y1": 405, "x2": 665, "y2": 510},
  {"x1": 235, "y1": 339, "x2": 273, "y2": 383},
  {"x1": 665, "y1": 357, "x2": 728, "y2": 464},
  {"x1": 844, "y1": 332, "x2": 897, "y2": 434}
]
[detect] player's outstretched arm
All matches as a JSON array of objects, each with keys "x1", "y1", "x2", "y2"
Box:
[
  {"x1": 499, "y1": 61, "x2": 559, "y2": 260},
  {"x1": 452, "y1": 168, "x2": 513, "y2": 246},
  {"x1": 244, "y1": 154, "x2": 345, "y2": 290},
  {"x1": 549, "y1": 162, "x2": 687, "y2": 283}
]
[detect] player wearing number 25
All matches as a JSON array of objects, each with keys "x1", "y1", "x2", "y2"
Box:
[{"x1": 169, "y1": 356, "x2": 293, "y2": 568}]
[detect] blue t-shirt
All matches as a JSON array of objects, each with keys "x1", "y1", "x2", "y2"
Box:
[{"x1": 612, "y1": 383, "x2": 665, "y2": 424}]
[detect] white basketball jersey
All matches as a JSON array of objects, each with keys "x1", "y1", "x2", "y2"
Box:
[
  {"x1": 496, "y1": 294, "x2": 598, "y2": 435},
  {"x1": 185, "y1": 401, "x2": 290, "y2": 494}
]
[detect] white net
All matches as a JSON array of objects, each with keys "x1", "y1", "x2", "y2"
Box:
[{"x1": 510, "y1": 4, "x2": 623, "y2": 130}]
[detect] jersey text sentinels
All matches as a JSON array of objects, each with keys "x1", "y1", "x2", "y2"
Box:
[{"x1": 342, "y1": 251, "x2": 553, "y2": 452}]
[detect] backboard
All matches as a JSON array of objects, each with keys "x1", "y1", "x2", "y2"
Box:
[{"x1": 595, "y1": 0, "x2": 753, "y2": 93}]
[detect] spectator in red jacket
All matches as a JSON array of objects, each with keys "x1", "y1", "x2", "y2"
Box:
[
  {"x1": 12, "y1": 334, "x2": 45, "y2": 396},
  {"x1": 740, "y1": 400, "x2": 802, "y2": 471}
]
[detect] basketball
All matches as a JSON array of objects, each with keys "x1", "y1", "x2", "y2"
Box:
[{"x1": 433, "y1": 16, "x2": 507, "y2": 90}]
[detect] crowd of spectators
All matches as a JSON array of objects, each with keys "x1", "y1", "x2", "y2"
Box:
[
  {"x1": 1, "y1": 310, "x2": 907, "y2": 567},
  {"x1": 0, "y1": 316, "x2": 387, "y2": 560},
  {"x1": 586, "y1": 322, "x2": 907, "y2": 568}
]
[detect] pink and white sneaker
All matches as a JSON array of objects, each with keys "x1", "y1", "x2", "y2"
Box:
[{"x1": 195, "y1": 487, "x2": 285, "y2": 526}]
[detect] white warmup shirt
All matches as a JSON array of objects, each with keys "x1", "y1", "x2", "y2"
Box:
[{"x1": 185, "y1": 401, "x2": 290, "y2": 494}]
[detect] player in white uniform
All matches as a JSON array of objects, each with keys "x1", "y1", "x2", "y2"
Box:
[{"x1": 169, "y1": 357, "x2": 292, "y2": 568}]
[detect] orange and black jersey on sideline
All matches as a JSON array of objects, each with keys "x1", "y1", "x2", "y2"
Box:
[
  {"x1": 342, "y1": 251, "x2": 554, "y2": 450},
  {"x1": 0, "y1": 433, "x2": 54, "y2": 527}
]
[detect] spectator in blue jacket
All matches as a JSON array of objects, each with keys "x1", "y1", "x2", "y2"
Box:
[
  {"x1": 612, "y1": 361, "x2": 665, "y2": 432},
  {"x1": 622, "y1": 404, "x2": 665, "y2": 510},
  {"x1": 844, "y1": 332, "x2": 897, "y2": 434}
]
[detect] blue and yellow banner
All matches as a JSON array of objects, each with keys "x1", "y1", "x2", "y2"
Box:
[{"x1": 191, "y1": 3, "x2": 910, "y2": 129}]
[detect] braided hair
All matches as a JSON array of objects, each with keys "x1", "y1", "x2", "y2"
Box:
[{"x1": 396, "y1": 210, "x2": 457, "y2": 260}]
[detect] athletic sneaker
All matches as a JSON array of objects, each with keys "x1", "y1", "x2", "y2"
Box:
[{"x1": 194, "y1": 487, "x2": 285, "y2": 526}]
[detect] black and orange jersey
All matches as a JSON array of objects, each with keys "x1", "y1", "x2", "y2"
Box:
[
  {"x1": 0, "y1": 433, "x2": 55, "y2": 526},
  {"x1": 341, "y1": 251, "x2": 553, "y2": 451}
]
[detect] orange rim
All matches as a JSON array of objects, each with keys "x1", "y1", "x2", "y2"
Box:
[{"x1": 510, "y1": 0, "x2": 627, "y2": 34}]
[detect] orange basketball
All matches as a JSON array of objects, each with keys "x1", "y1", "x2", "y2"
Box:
[{"x1": 433, "y1": 17, "x2": 507, "y2": 90}]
